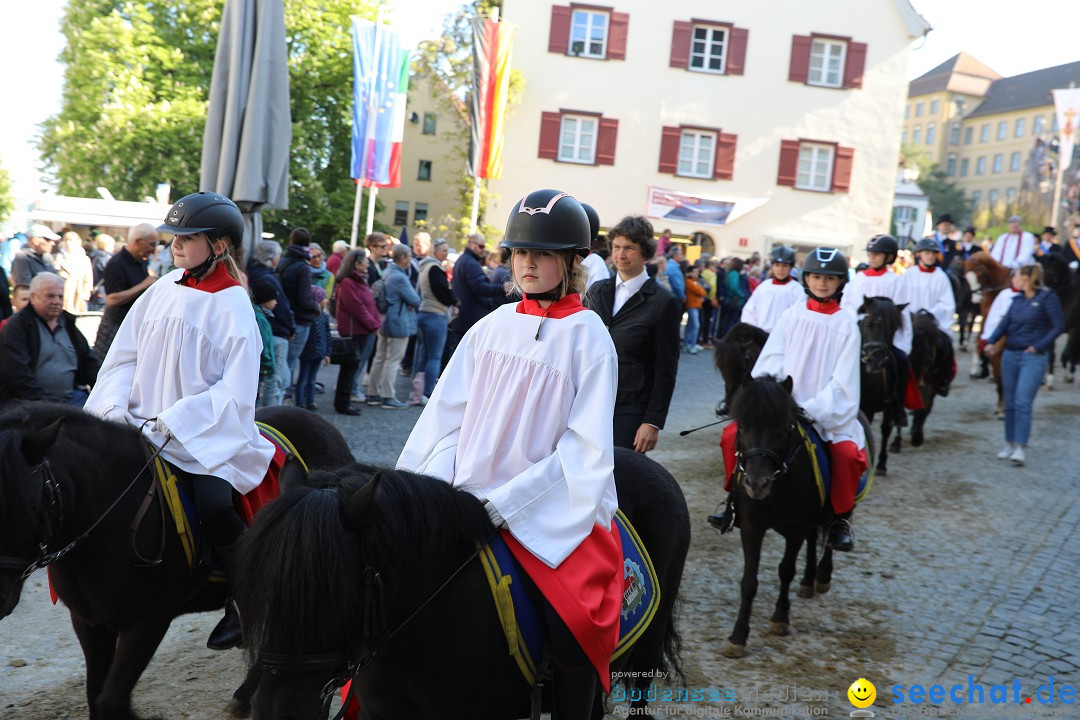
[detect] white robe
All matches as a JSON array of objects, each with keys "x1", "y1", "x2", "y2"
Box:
[
  {"x1": 990, "y1": 231, "x2": 1035, "y2": 268},
  {"x1": 85, "y1": 269, "x2": 275, "y2": 493},
  {"x1": 740, "y1": 278, "x2": 804, "y2": 333},
  {"x1": 581, "y1": 252, "x2": 609, "y2": 290},
  {"x1": 752, "y1": 303, "x2": 865, "y2": 449},
  {"x1": 898, "y1": 266, "x2": 956, "y2": 338},
  {"x1": 842, "y1": 269, "x2": 913, "y2": 354},
  {"x1": 980, "y1": 289, "x2": 1019, "y2": 342},
  {"x1": 397, "y1": 301, "x2": 619, "y2": 568}
]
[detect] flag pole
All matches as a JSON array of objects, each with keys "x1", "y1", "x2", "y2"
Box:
[
  {"x1": 366, "y1": 186, "x2": 379, "y2": 237},
  {"x1": 350, "y1": 180, "x2": 363, "y2": 249}
]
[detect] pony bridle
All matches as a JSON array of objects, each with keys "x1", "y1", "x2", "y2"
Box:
[
  {"x1": 0, "y1": 460, "x2": 64, "y2": 580},
  {"x1": 735, "y1": 424, "x2": 802, "y2": 482}
]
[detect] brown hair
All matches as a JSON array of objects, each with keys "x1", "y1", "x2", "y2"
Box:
[
  {"x1": 337, "y1": 249, "x2": 369, "y2": 283},
  {"x1": 1018, "y1": 263, "x2": 1043, "y2": 289},
  {"x1": 504, "y1": 248, "x2": 588, "y2": 298}
]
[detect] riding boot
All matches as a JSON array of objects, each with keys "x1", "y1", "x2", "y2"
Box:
[
  {"x1": 826, "y1": 512, "x2": 854, "y2": 552},
  {"x1": 208, "y1": 540, "x2": 244, "y2": 651},
  {"x1": 552, "y1": 661, "x2": 598, "y2": 720},
  {"x1": 707, "y1": 492, "x2": 737, "y2": 534}
]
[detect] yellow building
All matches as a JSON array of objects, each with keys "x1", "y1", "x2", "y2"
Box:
[{"x1": 905, "y1": 57, "x2": 1080, "y2": 225}]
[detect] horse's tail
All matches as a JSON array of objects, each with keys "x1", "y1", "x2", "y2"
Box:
[
  {"x1": 661, "y1": 595, "x2": 685, "y2": 685},
  {"x1": 237, "y1": 485, "x2": 361, "y2": 664}
]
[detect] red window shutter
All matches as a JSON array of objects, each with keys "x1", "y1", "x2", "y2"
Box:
[
  {"x1": 596, "y1": 118, "x2": 619, "y2": 165},
  {"x1": 777, "y1": 140, "x2": 801, "y2": 186},
  {"x1": 714, "y1": 133, "x2": 737, "y2": 180},
  {"x1": 670, "y1": 21, "x2": 692, "y2": 69},
  {"x1": 726, "y1": 27, "x2": 748, "y2": 75},
  {"x1": 539, "y1": 112, "x2": 562, "y2": 160},
  {"x1": 832, "y1": 145, "x2": 855, "y2": 192},
  {"x1": 788, "y1": 35, "x2": 812, "y2": 83},
  {"x1": 658, "y1": 126, "x2": 681, "y2": 174},
  {"x1": 843, "y1": 41, "x2": 867, "y2": 89},
  {"x1": 548, "y1": 6, "x2": 571, "y2": 54},
  {"x1": 607, "y1": 12, "x2": 629, "y2": 60}
]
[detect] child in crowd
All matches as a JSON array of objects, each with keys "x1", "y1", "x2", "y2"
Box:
[
  {"x1": 251, "y1": 278, "x2": 278, "y2": 406},
  {"x1": 295, "y1": 285, "x2": 330, "y2": 411}
]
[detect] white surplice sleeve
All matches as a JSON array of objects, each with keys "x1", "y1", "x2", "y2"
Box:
[
  {"x1": 930, "y1": 272, "x2": 957, "y2": 336},
  {"x1": 751, "y1": 311, "x2": 790, "y2": 380},
  {"x1": 800, "y1": 323, "x2": 861, "y2": 433},
  {"x1": 740, "y1": 286, "x2": 763, "y2": 329},
  {"x1": 485, "y1": 351, "x2": 617, "y2": 568},
  {"x1": 84, "y1": 282, "x2": 153, "y2": 424},
  {"x1": 397, "y1": 331, "x2": 474, "y2": 482}
]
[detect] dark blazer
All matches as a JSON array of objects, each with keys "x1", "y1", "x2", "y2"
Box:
[
  {"x1": 0, "y1": 306, "x2": 99, "y2": 403},
  {"x1": 585, "y1": 276, "x2": 682, "y2": 429},
  {"x1": 449, "y1": 248, "x2": 506, "y2": 334}
]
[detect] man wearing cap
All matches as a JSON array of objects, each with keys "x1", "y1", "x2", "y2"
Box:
[
  {"x1": 1034, "y1": 226, "x2": 1061, "y2": 259},
  {"x1": 990, "y1": 215, "x2": 1036, "y2": 268},
  {"x1": 94, "y1": 224, "x2": 159, "y2": 359},
  {"x1": 928, "y1": 214, "x2": 955, "y2": 258},
  {"x1": 10, "y1": 224, "x2": 59, "y2": 286}
]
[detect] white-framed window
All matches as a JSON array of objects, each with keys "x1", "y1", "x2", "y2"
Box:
[
  {"x1": 930, "y1": 98, "x2": 939, "y2": 115},
  {"x1": 960, "y1": 158, "x2": 969, "y2": 177},
  {"x1": 414, "y1": 202, "x2": 429, "y2": 223},
  {"x1": 992, "y1": 153, "x2": 1003, "y2": 173},
  {"x1": 393, "y1": 201, "x2": 409, "y2": 226},
  {"x1": 926, "y1": 122, "x2": 936, "y2": 145},
  {"x1": 689, "y1": 25, "x2": 727, "y2": 73},
  {"x1": 946, "y1": 154, "x2": 957, "y2": 176},
  {"x1": 971, "y1": 190, "x2": 982, "y2": 208},
  {"x1": 976, "y1": 156, "x2": 986, "y2": 175},
  {"x1": 980, "y1": 124, "x2": 990, "y2": 142},
  {"x1": 1009, "y1": 151, "x2": 1021, "y2": 172},
  {"x1": 913, "y1": 126, "x2": 922, "y2": 144},
  {"x1": 915, "y1": 101, "x2": 924, "y2": 117},
  {"x1": 964, "y1": 127, "x2": 973, "y2": 145},
  {"x1": 996, "y1": 121, "x2": 1007, "y2": 140},
  {"x1": 570, "y1": 9, "x2": 608, "y2": 59},
  {"x1": 988, "y1": 189, "x2": 999, "y2": 207},
  {"x1": 558, "y1": 114, "x2": 598, "y2": 164},
  {"x1": 895, "y1": 206, "x2": 915, "y2": 223},
  {"x1": 950, "y1": 123, "x2": 961, "y2": 145},
  {"x1": 1006, "y1": 188, "x2": 1016, "y2": 203},
  {"x1": 795, "y1": 142, "x2": 835, "y2": 192},
  {"x1": 677, "y1": 129, "x2": 716, "y2": 178},
  {"x1": 1014, "y1": 118, "x2": 1026, "y2": 138},
  {"x1": 1034, "y1": 115, "x2": 1045, "y2": 135},
  {"x1": 807, "y1": 39, "x2": 846, "y2": 88}
]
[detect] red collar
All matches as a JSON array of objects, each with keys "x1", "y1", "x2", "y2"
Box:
[
  {"x1": 863, "y1": 266, "x2": 888, "y2": 277},
  {"x1": 806, "y1": 298, "x2": 842, "y2": 315},
  {"x1": 771, "y1": 277, "x2": 792, "y2": 285},
  {"x1": 516, "y1": 293, "x2": 585, "y2": 319},
  {"x1": 917, "y1": 264, "x2": 937, "y2": 273},
  {"x1": 178, "y1": 261, "x2": 241, "y2": 293}
]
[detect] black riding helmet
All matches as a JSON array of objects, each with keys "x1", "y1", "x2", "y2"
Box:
[
  {"x1": 801, "y1": 247, "x2": 849, "y2": 302},
  {"x1": 865, "y1": 234, "x2": 898, "y2": 256},
  {"x1": 913, "y1": 237, "x2": 940, "y2": 254},
  {"x1": 769, "y1": 246, "x2": 796, "y2": 265},
  {"x1": 501, "y1": 189, "x2": 591, "y2": 258},
  {"x1": 159, "y1": 192, "x2": 245, "y2": 281},
  {"x1": 580, "y1": 202, "x2": 601, "y2": 243}
]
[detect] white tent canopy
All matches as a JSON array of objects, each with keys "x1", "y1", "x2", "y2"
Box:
[{"x1": 28, "y1": 195, "x2": 168, "y2": 231}]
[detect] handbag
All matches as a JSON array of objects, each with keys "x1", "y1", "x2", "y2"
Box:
[{"x1": 329, "y1": 335, "x2": 358, "y2": 365}]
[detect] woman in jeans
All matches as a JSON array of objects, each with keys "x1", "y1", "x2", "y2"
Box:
[
  {"x1": 411, "y1": 239, "x2": 456, "y2": 404},
  {"x1": 333, "y1": 249, "x2": 381, "y2": 415},
  {"x1": 984, "y1": 263, "x2": 1064, "y2": 466}
]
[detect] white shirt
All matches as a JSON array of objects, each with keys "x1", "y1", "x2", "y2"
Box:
[
  {"x1": 581, "y1": 252, "x2": 609, "y2": 290},
  {"x1": 752, "y1": 302, "x2": 865, "y2": 449},
  {"x1": 980, "y1": 289, "x2": 1019, "y2": 341},
  {"x1": 397, "y1": 300, "x2": 619, "y2": 568},
  {"x1": 898, "y1": 266, "x2": 956, "y2": 338},
  {"x1": 991, "y1": 231, "x2": 1035, "y2": 268},
  {"x1": 85, "y1": 269, "x2": 275, "y2": 493},
  {"x1": 613, "y1": 268, "x2": 650, "y2": 315},
  {"x1": 842, "y1": 268, "x2": 913, "y2": 354},
  {"x1": 740, "y1": 278, "x2": 804, "y2": 333}
]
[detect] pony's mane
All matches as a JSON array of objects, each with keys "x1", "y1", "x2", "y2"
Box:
[
  {"x1": 859, "y1": 297, "x2": 902, "y2": 340},
  {"x1": 713, "y1": 323, "x2": 768, "y2": 376},
  {"x1": 730, "y1": 375, "x2": 797, "y2": 429}
]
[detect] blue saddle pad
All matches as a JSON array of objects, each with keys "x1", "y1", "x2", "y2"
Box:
[
  {"x1": 799, "y1": 421, "x2": 873, "y2": 507},
  {"x1": 478, "y1": 509, "x2": 660, "y2": 685}
]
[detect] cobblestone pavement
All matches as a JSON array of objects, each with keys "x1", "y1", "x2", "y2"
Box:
[{"x1": 2, "y1": 346, "x2": 1079, "y2": 719}]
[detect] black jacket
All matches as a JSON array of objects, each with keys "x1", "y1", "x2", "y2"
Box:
[
  {"x1": 585, "y1": 276, "x2": 682, "y2": 428},
  {"x1": 0, "y1": 306, "x2": 99, "y2": 403},
  {"x1": 449, "y1": 248, "x2": 507, "y2": 334},
  {"x1": 277, "y1": 245, "x2": 320, "y2": 326}
]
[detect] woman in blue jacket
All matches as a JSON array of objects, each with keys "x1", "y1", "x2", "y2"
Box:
[{"x1": 985, "y1": 263, "x2": 1064, "y2": 466}]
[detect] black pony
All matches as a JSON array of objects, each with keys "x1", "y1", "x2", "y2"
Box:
[
  {"x1": 235, "y1": 449, "x2": 691, "y2": 720},
  {"x1": 1035, "y1": 252, "x2": 1080, "y2": 385},
  {"x1": 713, "y1": 322, "x2": 770, "y2": 415},
  {"x1": 945, "y1": 263, "x2": 977, "y2": 351},
  {"x1": 0, "y1": 404, "x2": 354, "y2": 720},
  {"x1": 908, "y1": 311, "x2": 954, "y2": 447},
  {"x1": 858, "y1": 297, "x2": 905, "y2": 475},
  {"x1": 721, "y1": 376, "x2": 872, "y2": 659}
]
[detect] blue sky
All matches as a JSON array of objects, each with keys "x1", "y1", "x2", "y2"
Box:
[{"x1": 1, "y1": 0, "x2": 1077, "y2": 232}]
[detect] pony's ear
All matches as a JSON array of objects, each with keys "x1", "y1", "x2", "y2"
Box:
[
  {"x1": 858, "y1": 297, "x2": 875, "y2": 314},
  {"x1": 343, "y1": 471, "x2": 381, "y2": 529},
  {"x1": 279, "y1": 458, "x2": 309, "y2": 492},
  {"x1": 781, "y1": 376, "x2": 794, "y2": 394},
  {"x1": 896, "y1": 303, "x2": 909, "y2": 312},
  {"x1": 21, "y1": 417, "x2": 65, "y2": 464}
]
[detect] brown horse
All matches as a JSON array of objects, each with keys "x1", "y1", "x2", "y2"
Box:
[{"x1": 963, "y1": 254, "x2": 1010, "y2": 414}]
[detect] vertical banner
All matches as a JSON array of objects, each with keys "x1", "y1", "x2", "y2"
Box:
[
  {"x1": 468, "y1": 17, "x2": 515, "y2": 180},
  {"x1": 1052, "y1": 88, "x2": 1080, "y2": 172},
  {"x1": 351, "y1": 17, "x2": 411, "y2": 188}
]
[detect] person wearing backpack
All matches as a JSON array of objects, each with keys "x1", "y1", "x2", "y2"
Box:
[
  {"x1": 366, "y1": 244, "x2": 421, "y2": 409},
  {"x1": 277, "y1": 228, "x2": 321, "y2": 394}
]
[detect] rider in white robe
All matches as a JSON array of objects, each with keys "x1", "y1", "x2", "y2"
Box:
[
  {"x1": 899, "y1": 238, "x2": 957, "y2": 339},
  {"x1": 740, "y1": 245, "x2": 803, "y2": 333}
]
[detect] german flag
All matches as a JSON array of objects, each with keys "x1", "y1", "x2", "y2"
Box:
[{"x1": 468, "y1": 17, "x2": 515, "y2": 180}]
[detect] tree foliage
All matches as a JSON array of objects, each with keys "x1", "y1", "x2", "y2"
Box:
[
  {"x1": 0, "y1": 158, "x2": 13, "y2": 227},
  {"x1": 39, "y1": 0, "x2": 383, "y2": 245},
  {"x1": 900, "y1": 144, "x2": 970, "y2": 227}
]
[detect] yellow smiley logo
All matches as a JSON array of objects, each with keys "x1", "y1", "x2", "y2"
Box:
[{"x1": 848, "y1": 678, "x2": 876, "y2": 708}]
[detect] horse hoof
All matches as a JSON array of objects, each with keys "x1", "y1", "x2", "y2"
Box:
[
  {"x1": 797, "y1": 584, "x2": 814, "y2": 599},
  {"x1": 876, "y1": 466, "x2": 887, "y2": 476},
  {"x1": 769, "y1": 622, "x2": 790, "y2": 636},
  {"x1": 910, "y1": 433, "x2": 924, "y2": 447},
  {"x1": 721, "y1": 641, "x2": 746, "y2": 658},
  {"x1": 814, "y1": 581, "x2": 831, "y2": 594},
  {"x1": 226, "y1": 697, "x2": 252, "y2": 718}
]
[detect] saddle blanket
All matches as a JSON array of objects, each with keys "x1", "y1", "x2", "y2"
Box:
[
  {"x1": 478, "y1": 509, "x2": 660, "y2": 686},
  {"x1": 799, "y1": 420, "x2": 873, "y2": 508}
]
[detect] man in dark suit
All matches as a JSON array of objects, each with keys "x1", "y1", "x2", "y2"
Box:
[{"x1": 585, "y1": 215, "x2": 682, "y2": 452}]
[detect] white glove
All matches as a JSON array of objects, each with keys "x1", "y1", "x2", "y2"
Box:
[
  {"x1": 1070, "y1": 261, "x2": 1079, "y2": 271},
  {"x1": 482, "y1": 500, "x2": 507, "y2": 529},
  {"x1": 102, "y1": 406, "x2": 134, "y2": 426}
]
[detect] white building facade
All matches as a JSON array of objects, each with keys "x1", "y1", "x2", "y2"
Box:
[{"x1": 491, "y1": 0, "x2": 929, "y2": 260}]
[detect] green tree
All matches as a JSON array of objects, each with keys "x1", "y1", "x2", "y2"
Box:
[
  {"x1": 900, "y1": 144, "x2": 970, "y2": 227},
  {"x1": 39, "y1": 0, "x2": 383, "y2": 245},
  {"x1": 0, "y1": 159, "x2": 13, "y2": 227}
]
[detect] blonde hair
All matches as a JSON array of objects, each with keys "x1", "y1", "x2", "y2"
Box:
[
  {"x1": 505, "y1": 248, "x2": 588, "y2": 298},
  {"x1": 1018, "y1": 263, "x2": 1043, "y2": 289}
]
